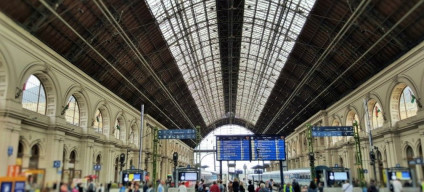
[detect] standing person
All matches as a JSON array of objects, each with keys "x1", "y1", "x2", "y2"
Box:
[
  {"x1": 317, "y1": 183, "x2": 323, "y2": 192},
  {"x1": 179, "y1": 182, "x2": 187, "y2": 192},
  {"x1": 283, "y1": 183, "x2": 292, "y2": 192},
  {"x1": 133, "y1": 183, "x2": 141, "y2": 192},
  {"x1": 342, "y1": 180, "x2": 353, "y2": 192},
  {"x1": 228, "y1": 181, "x2": 233, "y2": 192},
  {"x1": 292, "y1": 179, "x2": 300, "y2": 192},
  {"x1": 119, "y1": 183, "x2": 126, "y2": 192},
  {"x1": 146, "y1": 183, "x2": 153, "y2": 192},
  {"x1": 247, "y1": 181, "x2": 254, "y2": 192},
  {"x1": 88, "y1": 180, "x2": 96, "y2": 192},
  {"x1": 258, "y1": 183, "x2": 268, "y2": 192},
  {"x1": 210, "y1": 181, "x2": 220, "y2": 192},
  {"x1": 143, "y1": 182, "x2": 148, "y2": 192},
  {"x1": 392, "y1": 178, "x2": 402, "y2": 192},
  {"x1": 107, "y1": 182, "x2": 112, "y2": 192},
  {"x1": 268, "y1": 179, "x2": 273, "y2": 192},
  {"x1": 239, "y1": 182, "x2": 245, "y2": 192},
  {"x1": 157, "y1": 180, "x2": 165, "y2": 192},
  {"x1": 307, "y1": 181, "x2": 317, "y2": 192},
  {"x1": 367, "y1": 180, "x2": 378, "y2": 192},
  {"x1": 98, "y1": 184, "x2": 104, "y2": 192},
  {"x1": 233, "y1": 178, "x2": 240, "y2": 192},
  {"x1": 219, "y1": 180, "x2": 225, "y2": 192}
]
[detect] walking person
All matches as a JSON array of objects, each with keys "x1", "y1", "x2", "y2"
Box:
[
  {"x1": 248, "y1": 181, "x2": 254, "y2": 192},
  {"x1": 342, "y1": 180, "x2": 353, "y2": 192},
  {"x1": 291, "y1": 180, "x2": 300, "y2": 192},
  {"x1": 307, "y1": 181, "x2": 317, "y2": 192}
]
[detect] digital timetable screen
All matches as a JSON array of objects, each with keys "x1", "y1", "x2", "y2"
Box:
[
  {"x1": 251, "y1": 135, "x2": 286, "y2": 161},
  {"x1": 216, "y1": 135, "x2": 251, "y2": 161}
]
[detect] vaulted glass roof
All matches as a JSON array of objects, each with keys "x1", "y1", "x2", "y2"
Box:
[
  {"x1": 146, "y1": 0, "x2": 225, "y2": 125},
  {"x1": 236, "y1": 0, "x2": 315, "y2": 124},
  {"x1": 146, "y1": 0, "x2": 315, "y2": 126}
]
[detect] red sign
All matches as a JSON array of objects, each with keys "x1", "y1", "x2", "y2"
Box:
[{"x1": 7, "y1": 165, "x2": 20, "y2": 177}]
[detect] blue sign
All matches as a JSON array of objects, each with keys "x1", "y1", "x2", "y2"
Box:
[
  {"x1": 252, "y1": 135, "x2": 286, "y2": 161},
  {"x1": 312, "y1": 126, "x2": 354, "y2": 137},
  {"x1": 236, "y1": 170, "x2": 243, "y2": 174},
  {"x1": 14, "y1": 182, "x2": 25, "y2": 192},
  {"x1": 216, "y1": 135, "x2": 251, "y2": 161},
  {"x1": 7, "y1": 146, "x2": 13, "y2": 157},
  {"x1": 94, "y1": 164, "x2": 101, "y2": 171},
  {"x1": 415, "y1": 158, "x2": 423, "y2": 164},
  {"x1": 1, "y1": 182, "x2": 12, "y2": 192},
  {"x1": 53, "y1": 160, "x2": 61, "y2": 168},
  {"x1": 158, "y1": 129, "x2": 196, "y2": 139},
  {"x1": 335, "y1": 164, "x2": 338, "y2": 167}
]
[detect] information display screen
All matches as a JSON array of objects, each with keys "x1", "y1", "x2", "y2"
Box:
[
  {"x1": 179, "y1": 172, "x2": 198, "y2": 181},
  {"x1": 333, "y1": 172, "x2": 348, "y2": 180},
  {"x1": 251, "y1": 135, "x2": 286, "y2": 161},
  {"x1": 216, "y1": 136, "x2": 251, "y2": 161}
]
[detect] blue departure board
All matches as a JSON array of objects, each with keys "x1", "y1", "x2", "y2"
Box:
[
  {"x1": 251, "y1": 135, "x2": 286, "y2": 161},
  {"x1": 216, "y1": 135, "x2": 251, "y2": 161}
]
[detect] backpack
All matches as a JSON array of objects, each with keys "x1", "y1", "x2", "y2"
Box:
[{"x1": 88, "y1": 183, "x2": 95, "y2": 192}]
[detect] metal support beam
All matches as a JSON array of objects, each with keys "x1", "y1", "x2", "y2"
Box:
[{"x1": 353, "y1": 121, "x2": 365, "y2": 183}]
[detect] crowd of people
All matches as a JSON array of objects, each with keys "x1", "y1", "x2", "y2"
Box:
[{"x1": 26, "y1": 175, "x2": 423, "y2": 192}]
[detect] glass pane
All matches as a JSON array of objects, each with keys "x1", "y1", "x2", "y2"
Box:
[
  {"x1": 22, "y1": 75, "x2": 47, "y2": 115},
  {"x1": 236, "y1": 0, "x2": 316, "y2": 124},
  {"x1": 65, "y1": 95, "x2": 80, "y2": 126},
  {"x1": 94, "y1": 110, "x2": 103, "y2": 133},
  {"x1": 371, "y1": 103, "x2": 384, "y2": 129},
  {"x1": 399, "y1": 86, "x2": 418, "y2": 120},
  {"x1": 115, "y1": 120, "x2": 120, "y2": 140}
]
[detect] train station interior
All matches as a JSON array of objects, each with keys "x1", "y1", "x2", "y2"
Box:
[{"x1": 1, "y1": 0, "x2": 424, "y2": 191}]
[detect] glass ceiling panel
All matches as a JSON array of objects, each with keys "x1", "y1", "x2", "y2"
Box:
[
  {"x1": 236, "y1": 0, "x2": 316, "y2": 124},
  {"x1": 146, "y1": 0, "x2": 225, "y2": 125}
]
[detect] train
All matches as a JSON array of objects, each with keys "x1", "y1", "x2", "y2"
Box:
[
  {"x1": 200, "y1": 170, "x2": 219, "y2": 185},
  {"x1": 248, "y1": 166, "x2": 331, "y2": 187}
]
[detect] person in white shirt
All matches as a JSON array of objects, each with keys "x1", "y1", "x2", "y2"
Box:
[
  {"x1": 342, "y1": 180, "x2": 353, "y2": 192},
  {"x1": 179, "y1": 182, "x2": 187, "y2": 192},
  {"x1": 392, "y1": 178, "x2": 403, "y2": 192}
]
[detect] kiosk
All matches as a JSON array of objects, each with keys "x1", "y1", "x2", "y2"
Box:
[
  {"x1": 325, "y1": 167, "x2": 351, "y2": 188},
  {"x1": 384, "y1": 167, "x2": 415, "y2": 188},
  {"x1": 121, "y1": 169, "x2": 144, "y2": 186}
]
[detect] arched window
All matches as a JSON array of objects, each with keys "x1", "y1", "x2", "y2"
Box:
[
  {"x1": 114, "y1": 120, "x2": 121, "y2": 140},
  {"x1": 29, "y1": 145, "x2": 40, "y2": 169},
  {"x1": 69, "y1": 151, "x2": 76, "y2": 164},
  {"x1": 371, "y1": 102, "x2": 384, "y2": 129},
  {"x1": 95, "y1": 155, "x2": 101, "y2": 181},
  {"x1": 346, "y1": 110, "x2": 361, "y2": 131},
  {"x1": 94, "y1": 110, "x2": 103, "y2": 133},
  {"x1": 65, "y1": 95, "x2": 80, "y2": 126},
  {"x1": 17, "y1": 142, "x2": 24, "y2": 158},
  {"x1": 22, "y1": 75, "x2": 46, "y2": 115},
  {"x1": 399, "y1": 87, "x2": 418, "y2": 120},
  {"x1": 129, "y1": 126, "x2": 135, "y2": 144}
]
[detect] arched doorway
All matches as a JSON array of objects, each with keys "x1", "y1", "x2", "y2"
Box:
[
  {"x1": 406, "y1": 146, "x2": 415, "y2": 176},
  {"x1": 68, "y1": 151, "x2": 76, "y2": 184},
  {"x1": 29, "y1": 145, "x2": 39, "y2": 169},
  {"x1": 17, "y1": 142, "x2": 24, "y2": 161},
  {"x1": 95, "y1": 155, "x2": 101, "y2": 182},
  {"x1": 376, "y1": 150, "x2": 384, "y2": 183},
  {"x1": 114, "y1": 157, "x2": 119, "y2": 182}
]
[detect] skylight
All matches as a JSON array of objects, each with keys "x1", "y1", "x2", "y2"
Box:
[
  {"x1": 146, "y1": 0, "x2": 225, "y2": 125},
  {"x1": 236, "y1": 0, "x2": 316, "y2": 124}
]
